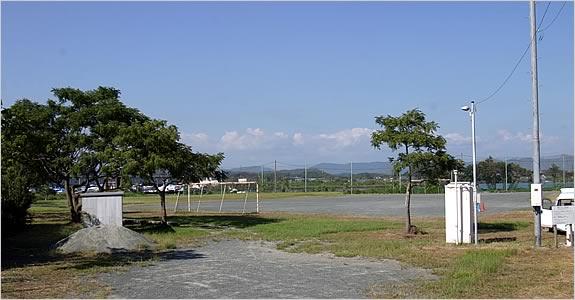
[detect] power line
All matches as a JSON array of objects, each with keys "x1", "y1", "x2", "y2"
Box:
[
  {"x1": 477, "y1": 2, "x2": 554, "y2": 105},
  {"x1": 538, "y1": 1, "x2": 567, "y2": 33},
  {"x1": 476, "y1": 42, "x2": 531, "y2": 104}
]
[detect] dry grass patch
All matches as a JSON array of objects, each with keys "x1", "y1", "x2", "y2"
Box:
[{"x1": 2, "y1": 263, "x2": 111, "y2": 299}]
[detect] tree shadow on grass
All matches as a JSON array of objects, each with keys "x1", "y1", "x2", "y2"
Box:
[
  {"x1": 478, "y1": 221, "x2": 529, "y2": 233},
  {"x1": 3, "y1": 213, "x2": 280, "y2": 271},
  {"x1": 1, "y1": 222, "x2": 80, "y2": 270},
  {"x1": 480, "y1": 237, "x2": 517, "y2": 244},
  {"x1": 1, "y1": 221, "x2": 205, "y2": 271},
  {"x1": 126, "y1": 214, "x2": 283, "y2": 232}
]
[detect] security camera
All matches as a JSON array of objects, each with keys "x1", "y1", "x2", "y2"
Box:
[{"x1": 461, "y1": 106, "x2": 470, "y2": 111}]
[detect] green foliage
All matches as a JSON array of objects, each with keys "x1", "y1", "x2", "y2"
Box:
[
  {"x1": 2, "y1": 87, "x2": 149, "y2": 222},
  {"x1": 47, "y1": 87, "x2": 147, "y2": 190},
  {"x1": 116, "y1": 119, "x2": 225, "y2": 221},
  {"x1": 460, "y1": 156, "x2": 531, "y2": 189},
  {"x1": 1, "y1": 163, "x2": 36, "y2": 234},
  {"x1": 371, "y1": 109, "x2": 462, "y2": 182},
  {"x1": 117, "y1": 119, "x2": 225, "y2": 187},
  {"x1": 1, "y1": 100, "x2": 52, "y2": 232},
  {"x1": 2, "y1": 86, "x2": 225, "y2": 223},
  {"x1": 544, "y1": 164, "x2": 562, "y2": 184},
  {"x1": 371, "y1": 109, "x2": 461, "y2": 232}
]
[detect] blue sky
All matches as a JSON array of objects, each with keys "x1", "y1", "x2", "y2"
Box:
[{"x1": 2, "y1": 1, "x2": 573, "y2": 168}]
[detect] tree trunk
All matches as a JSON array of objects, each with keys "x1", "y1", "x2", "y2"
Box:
[
  {"x1": 405, "y1": 179, "x2": 413, "y2": 234},
  {"x1": 160, "y1": 191, "x2": 168, "y2": 223},
  {"x1": 64, "y1": 179, "x2": 82, "y2": 223}
]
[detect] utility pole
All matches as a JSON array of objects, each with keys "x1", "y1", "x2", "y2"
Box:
[
  {"x1": 350, "y1": 161, "x2": 353, "y2": 195},
  {"x1": 274, "y1": 160, "x2": 277, "y2": 193},
  {"x1": 304, "y1": 161, "x2": 308, "y2": 193},
  {"x1": 530, "y1": 0, "x2": 542, "y2": 247}
]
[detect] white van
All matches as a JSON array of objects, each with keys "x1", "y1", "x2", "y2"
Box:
[{"x1": 542, "y1": 188, "x2": 574, "y2": 232}]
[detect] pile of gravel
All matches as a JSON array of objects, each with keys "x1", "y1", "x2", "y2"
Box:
[{"x1": 55, "y1": 225, "x2": 156, "y2": 254}]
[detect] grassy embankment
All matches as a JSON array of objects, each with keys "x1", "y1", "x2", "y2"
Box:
[{"x1": 2, "y1": 196, "x2": 573, "y2": 298}]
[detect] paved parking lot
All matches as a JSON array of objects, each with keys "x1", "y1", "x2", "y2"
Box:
[{"x1": 125, "y1": 192, "x2": 532, "y2": 217}]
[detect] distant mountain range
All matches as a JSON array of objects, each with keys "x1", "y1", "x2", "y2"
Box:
[
  {"x1": 312, "y1": 162, "x2": 393, "y2": 175},
  {"x1": 225, "y1": 155, "x2": 574, "y2": 176}
]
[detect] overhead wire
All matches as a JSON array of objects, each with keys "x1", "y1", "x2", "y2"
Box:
[
  {"x1": 476, "y1": 2, "x2": 556, "y2": 105},
  {"x1": 538, "y1": 1, "x2": 567, "y2": 33}
]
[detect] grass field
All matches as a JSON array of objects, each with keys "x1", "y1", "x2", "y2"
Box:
[{"x1": 2, "y1": 197, "x2": 573, "y2": 298}]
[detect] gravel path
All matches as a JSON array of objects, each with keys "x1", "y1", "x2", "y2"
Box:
[{"x1": 100, "y1": 240, "x2": 437, "y2": 298}]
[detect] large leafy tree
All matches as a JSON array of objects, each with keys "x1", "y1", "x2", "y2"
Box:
[
  {"x1": 371, "y1": 109, "x2": 461, "y2": 234},
  {"x1": 117, "y1": 119, "x2": 225, "y2": 223},
  {"x1": 1, "y1": 100, "x2": 53, "y2": 231},
  {"x1": 3, "y1": 87, "x2": 146, "y2": 222}
]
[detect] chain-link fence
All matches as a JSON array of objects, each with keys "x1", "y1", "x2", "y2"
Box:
[{"x1": 225, "y1": 155, "x2": 575, "y2": 194}]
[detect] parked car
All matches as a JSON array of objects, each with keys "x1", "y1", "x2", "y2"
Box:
[
  {"x1": 542, "y1": 188, "x2": 574, "y2": 232},
  {"x1": 51, "y1": 186, "x2": 65, "y2": 194},
  {"x1": 86, "y1": 185, "x2": 99, "y2": 193},
  {"x1": 142, "y1": 185, "x2": 157, "y2": 194}
]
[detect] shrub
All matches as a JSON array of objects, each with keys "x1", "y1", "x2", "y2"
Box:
[{"x1": 2, "y1": 164, "x2": 35, "y2": 235}]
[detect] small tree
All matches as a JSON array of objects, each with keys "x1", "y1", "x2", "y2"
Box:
[
  {"x1": 460, "y1": 157, "x2": 531, "y2": 190},
  {"x1": 371, "y1": 109, "x2": 461, "y2": 234},
  {"x1": 118, "y1": 119, "x2": 225, "y2": 223},
  {"x1": 478, "y1": 156, "x2": 501, "y2": 190},
  {"x1": 545, "y1": 164, "x2": 562, "y2": 184}
]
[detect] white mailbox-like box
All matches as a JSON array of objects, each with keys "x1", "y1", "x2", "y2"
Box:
[
  {"x1": 81, "y1": 191, "x2": 123, "y2": 226},
  {"x1": 530, "y1": 183, "x2": 542, "y2": 207},
  {"x1": 445, "y1": 182, "x2": 474, "y2": 244}
]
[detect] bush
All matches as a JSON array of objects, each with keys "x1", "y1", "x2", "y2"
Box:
[{"x1": 1, "y1": 164, "x2": 35, "y2": 235}]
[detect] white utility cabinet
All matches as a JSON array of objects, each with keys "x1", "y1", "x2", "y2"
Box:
[
  {"x1": 445, "y1": 182, "x2": 474, "y2": 244},
  {"x1": 81, "y1": 191, "x2": 123, "y2": 226}
]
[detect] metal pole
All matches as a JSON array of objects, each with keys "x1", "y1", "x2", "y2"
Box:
[
  {"x1": 219, "y1": 184, "x2": 226, "y2": 213},
  {"x1": 173, "y1": 190, "x2": 180, "y2": 213},
  {"x1": 242, "y1": 183, "x2": 249, "y2": 214},
  {"x1": 350, "y1": 161, "x2": 353, "y2": 195},
  {"x1": 505, "y1": 157, "x2": 508, "y2": 192},
  {"x1": 470, "y1": 101, "x2": 478, "y2": 245},
  {"x1": 562, "y1": 154, "x2": 566, "y2": 187},
  {"x1": 187, "y1": 184, "x2": 191, "y2": 212},
  {"x1": 196, "y1": 185, "x2": 203, "y2": 212},
  {"x1": 261, "y1": 165, "x2": 264, "y2": 191},
  {"x1": 274, "y1": 160, "x2": 277, "y2": 193},
  {"x1": 256, "y1": 183, "x2": 259, "y2": 213},
  {"x1": 304, "y1": 161, "x2": 307, "y2": 193},
  {"x1": 530, "y1": 0, "x2": 542, "y2": 247}
]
